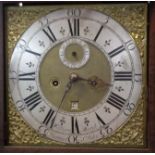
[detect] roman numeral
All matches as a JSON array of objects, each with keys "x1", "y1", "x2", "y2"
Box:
[
  {"x1": 107, "y1": 92, "x2": 126, "y2": 110},
  {"x1": 94, "y1": 25, "x2": 104, "y2": 41},
  {"x1": 68, "y1": 18, "x2": 80, "y2": 36},
  {"x1": 95, "y1": 112, "x2": 106, "y2": 126},
  {"x1": 43, "y1": 109, "x2": 55, "y2": 128},
  {"x1": 18, "y1": 72, "x2": 35, "y2": 80},
  {"x1": 71, "y1": 116, "x2": 80, "y2": 134},
  {"x1": 25, "y1": 49, "x2": 41, "y2": 56},
  {"x1": 108, "y1": 45, "x2": 125, "y2": 58},
  {"x1": 114, "y1": 71, "x2": 132, "y2": 81},
  {"x1": 43, "y1": 26, "x2": 57, "y2": 43},
  {"x1": 24, "y1": 91, "x2": 41, "y2": 111}
]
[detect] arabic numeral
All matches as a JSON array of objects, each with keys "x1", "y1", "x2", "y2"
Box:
[
  {"x1": 105, "y1": 126, "x2": 113, "y2": 134},
  {"x1": 100, "y1": 126, "x2": 113, "y2": 136},
  {"x1": 124, "y1": 102, "x2": 135, "y2": 116},
  {"x1": 67, "y1": 8, "x2": 81, "y2": 17},
  {"x1": 126, "y1": 40, "x2": 136, "y2": 51},
  {"x1": 16, "y1": 100, "x2": 26, "y2": 112},
  {"x1": 68, "y1": 135, "x2": 78, "y2": 144},
  {"x1": 18, "y1": 39, "x2": 26, "y2": 50},
  {"x1": 100, "y1": 128, "x2": 106, "y2": 137},
  {"x1": 38, "y1": 125, "x2": 48, "y2": 136},
  {"x1": 135, "y1": 73, "x2": 142, "y2": 82}
]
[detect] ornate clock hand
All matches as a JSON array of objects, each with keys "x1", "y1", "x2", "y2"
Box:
[
  {"x1": 50, "y1": 79, "x2": 72, "y2": 128},
  {"x1": 72, "y1": 74, "x2": 112, "y2": 88},
  {"x1": 87, "y1": 76, "x2": 112, "y2": 88},
  {"x1": 51, "y1": 73, "x2": 79, "y2": 128}
]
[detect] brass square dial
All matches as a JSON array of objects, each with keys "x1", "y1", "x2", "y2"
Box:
[{"x1": 7, "y1": 3, "x2": 147, "y2": 146}]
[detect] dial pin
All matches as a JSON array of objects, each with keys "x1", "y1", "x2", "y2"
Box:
[{"x1": 52, "y1": 80, "x2": 59, "y2": 86}]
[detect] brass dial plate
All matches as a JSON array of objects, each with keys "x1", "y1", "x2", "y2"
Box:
[{"x1": 7, "y1": 3, "x2": 147, "y2": 147}]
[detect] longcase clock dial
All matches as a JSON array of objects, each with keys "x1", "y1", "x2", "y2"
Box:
[{"x1": 9, "y1": 8, "x2": 142, "y2": 144}]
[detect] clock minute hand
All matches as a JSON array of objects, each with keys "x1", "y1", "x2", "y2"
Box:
[
  {"x1": 57, "y1": 79, "x2": 73, "y2": 112},
  {"x1": 50, "y1": 73, "x2": 79, "y2": 128}
]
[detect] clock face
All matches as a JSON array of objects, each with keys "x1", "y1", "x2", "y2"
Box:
[{"x1": 9, "y1": 8, "x2": 142, "y2": 144}]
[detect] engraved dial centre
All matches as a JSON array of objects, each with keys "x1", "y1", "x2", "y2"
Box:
[{"x1": 39, "y1": 39, "x2": 111, "y2": 113}]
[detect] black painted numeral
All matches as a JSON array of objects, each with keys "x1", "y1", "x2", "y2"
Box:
[
  {"x1": 43, "y1": 26, "x2": 57, "y2": 43},
  {"x1": 107, "y1": 92, "x2": 126, "y2": 110},
  {"x1": 43, "y1": 109, "x2": 55, "y2": 128},
  {"x1": 94, "y1": 25, "x2": 104, "y2": 41},
  {"x1": 68, "y1": 18, "x2": 80, "y2": 36},
  {"x1": 114, "y1": 71, "x2": 132, "y2": 81},
  {"x1": 108, "y1": 45, "x2": 125, "y2": 58},
  {"x1": 25, "y1": 49, "x2": 41, "y2": 56},
  {"x1": 95, "y1": 112, "x2": 106, "y2": 126},
  {"x1": 71, "y1": 116, "x2": 80, "y2": 134},
  {"x1": 18, "y1": 72, "x2": 35, "y2": 81},
  {"x1": 24, "y1": 91, "x2": 41, "y2": 111}
]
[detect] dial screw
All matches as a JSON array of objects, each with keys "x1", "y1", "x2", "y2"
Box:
[{"x1": 72, "y1": 51, "x2": 77, "y2": 57}]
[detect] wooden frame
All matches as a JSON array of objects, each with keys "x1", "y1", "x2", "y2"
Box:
[{"x1": 0, "y1": 1, "x2": 155, "y2": 153}]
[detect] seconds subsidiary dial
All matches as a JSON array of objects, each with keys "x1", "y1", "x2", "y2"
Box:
[
  {"x1": 59, "y1": 38, "x2": 90, "y2": 69},
  {"x1": 9, "y1": 8, "x2": 142, "y2": 144}
]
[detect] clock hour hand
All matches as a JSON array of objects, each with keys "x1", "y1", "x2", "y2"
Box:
[
  {"x1": 87, "y1": 76, "x2": 112, "y2": 88},
  {"x1": 73, "y1": 74, "x2": 112, "y2": 88}
]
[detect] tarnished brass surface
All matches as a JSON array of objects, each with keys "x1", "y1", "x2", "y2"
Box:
[
  {"x1": 39, "y1": 42, "x2": 111, "y2": 113},
  {"x1": 6, "y1": 3, "x2": 147, "y2": 147}
]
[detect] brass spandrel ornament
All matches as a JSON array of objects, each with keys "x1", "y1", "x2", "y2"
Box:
[{"x1": 7, "y1": 3, "x2": 147, "y2": 147}]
